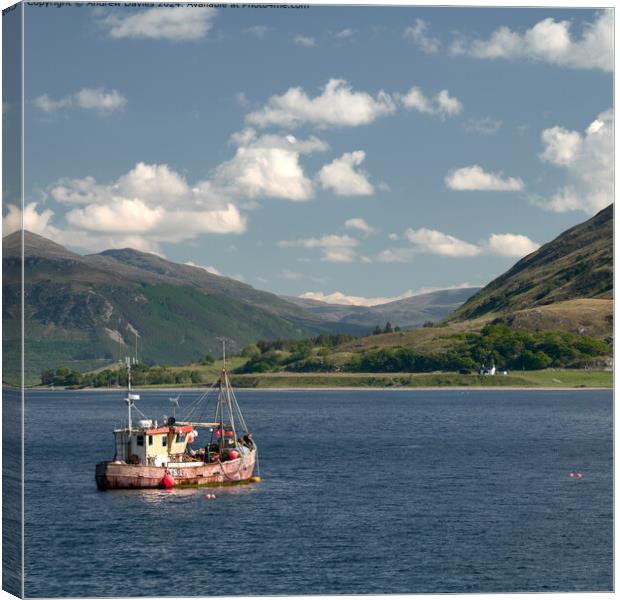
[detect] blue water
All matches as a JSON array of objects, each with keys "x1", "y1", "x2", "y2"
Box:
[{"x1": 22, "y1": 389, "x2": 612, "y2": 596}]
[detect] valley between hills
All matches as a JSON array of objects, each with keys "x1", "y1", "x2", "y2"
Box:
[{"x1": 4, "y1": 205, "x2": 613, "y2": 388}]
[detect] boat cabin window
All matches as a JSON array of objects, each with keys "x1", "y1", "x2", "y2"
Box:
[
  {"x1": 148, "y1": 435, "x2": 153, "y2": 446},
  {"x1": 176, "y1": 432, "x2": 186, "y2": 443},
  {"x1": 162, "y1": 435, "x2": 167, "y2": 447},
  {"x1": 136, "y1": 435, "x2": 144, "y2": 447}
]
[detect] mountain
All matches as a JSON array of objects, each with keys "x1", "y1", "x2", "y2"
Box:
[
  {"x1": 2, "y1": 231, "x2": 365, "y2": 381},
  {"x1": 285, "y1": 287, "x2": 480, "y2": 330},
  {"x1": 449, "y1": 204, "x2": 613, "y2": 322}
]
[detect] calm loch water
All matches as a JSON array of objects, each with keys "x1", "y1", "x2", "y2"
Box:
[{"x1": 21, "y1": 389, "x2": 612, "y2": 596}]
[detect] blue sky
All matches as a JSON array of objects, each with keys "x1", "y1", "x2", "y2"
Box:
[{"x1": 5, "y1": 3, "x2": 613, "y2": 306}]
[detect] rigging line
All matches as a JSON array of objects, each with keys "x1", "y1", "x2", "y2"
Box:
[
  {"x1": 180, "y1": 389, "x2": 210, "y2": 420},
  {"x1": 182, "y1": 380, "x2": 218, "y2": 421},
  {"x1": 229, "y1": 386, "x2": 249, "y2": 433}
]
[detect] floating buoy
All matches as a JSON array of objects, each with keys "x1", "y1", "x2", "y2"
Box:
[
  {"x1": 569, "y1": 472, "x2": 575, "y2": 478},
  {"x1": 161, "y1": 473, "x2": 175, "y2": 488},
  {"x1": 575, "y1": 473, "x2": 583, "y2": 479},
  {"x1": 250, "y1": 476, "x2": 261, "y2": 483},
  {"x1": 205, "y1": 493, "x2": 216, "y2": 499}
]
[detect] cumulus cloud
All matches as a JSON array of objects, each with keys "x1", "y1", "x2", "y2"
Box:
[
  {"x1": 318, "y1": 151, "x2": 374, "y2": 196},
  {"x1": 293, "y1": 35, "x2": 316, "y2": 47},
  {"x1": 214, "y1": 129, "x2": 328, "y2": 202},
  {"x1": 486, "y1": 233, "x2": 540, "y2": 257},
  {"x1": 533, "y1": 109, "x2": 612, "y2": 213},
  {"x1": 445, "y1": 165, "x2": 524, "y2": 191},
  {"x1": 278, "y1": 234, "x2": 358, "y2": 263},
  {"x1": 404, "y1": 18, "x2": 440, "y2": 53},
  {"x1": 41, "y1": 162, "x2": 247, "y2": 253},
  {"x1": 539, "y1": 127, "x2": 582, "y2": 165},
  {"x1": 405, "y1": 228, "x2": 481, "y2": 257},
  {"x1": 98, "y1": 7, "x2": 216, "y2": 41},
  {"x1": 3, "y1": 202, "x2": 55, "y2": 237},
  {"x1": 34, "y1": 88, "x2": 126, "y2": 114},
  {"x1": 246, "y1": 79, "x2": 396, "y2": 129},
  {"x1": 402, "y1": 227, "x2": 538, "y2": 259},
  {"x1": 450, "y1": 10, "x2": 612, "y2": 72},
  {"x1": 344, "y1": 217, "x2": 375, "y2": 234},
  {"x1": 398, "y1": 86, "x2": 463, "y2": 118}
]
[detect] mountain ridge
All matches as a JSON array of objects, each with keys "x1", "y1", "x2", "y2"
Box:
[{"x1": 449, "y1": 204, "x2": 613, "y2": 322}]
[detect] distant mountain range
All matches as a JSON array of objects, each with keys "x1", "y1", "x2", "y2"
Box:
[
  {"x1": 286, "y1": 287, "x2": 481, "y2": 330},
  {"x1": 449, "y1": 204, "x2": 613, "y2": 322},
  {"x1": 2, "y1": 232, "x2": 476, "y2": 380}
]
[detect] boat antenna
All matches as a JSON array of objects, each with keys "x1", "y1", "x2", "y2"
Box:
[
  {"x1": 125, "y1": 356, "x2": 140, "y2": 440},
  {"x1": 217, "y1": 337, "x2": 227, "y2": 371},
  {"x1": 169, "y1": 395, "x2": 180, "y2": 418}
]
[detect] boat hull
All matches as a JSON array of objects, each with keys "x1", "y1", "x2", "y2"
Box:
[{"x1": 95, "y1": 449, "x2": 257, "y2": 490}]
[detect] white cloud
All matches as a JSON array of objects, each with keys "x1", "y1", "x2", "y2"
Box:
[
  {"x1": 376, "y1": 248, "x2": 414, "y2": 263},
  {"x1": 463, "y1": 117, "x2": 502, "y2": 136},
  {"x1": 278, "y1": 234, "x2": 358, "y2": 263},
  {"x1": 318, "y1": 151, "x2": 374, "y2": 196},
  {"x1": 3, "y1": 202, "x2": 55, "y2": 237},
  {"x1": 185, "y1": 262, "x2": 221, "y2": 275},
  {"x1": 214, "y1": 129, "x2": 327, "y2": 202},
  {"x1": 399, "y1": 227, "x2": 538, "y2": 259},
  {"x1": 344, "y1": 217, "x2": 375, "y2": 234},
  {"x1": 42, "y1": 162, "x2": 247, "y2": 253},
  {"x1": 405, "y1": 228, "x2": 481, "y2": 257},
  {"x1": 99, "y1": 7, "x2": 216, "y2": 41},
  {"x1": 33, "y1": 94, "x2": 72, "y2": 113},
  {"x1": 445, "y1": 165, "x2": 524, "y2": 191},
  {"x1": 34, "y1": 88, "x2": 126, "y2": 114},
  {"x1": 404, "y1": 18, "x2": 440, "y2": 53},
  {"x1": 74, "y1": 88, "x2": 127, "y2": 111},
  {"x1": 533, "y1": 109, "x2": 613, "y2": 214},
  {"x1": 486, "y1": 233, "x2": 539, "y2": 258},
  {"x1": 293, "y1": 35, "x2": 316, "y2": 47},
  {"x1": 451, "y1": 10, "x2": 612, "y2": 72},
  {"x1": 246, "y1": 79, "x2": 396, "y2": 129},
  {"x1": 335, "y1": 28, "x2": 354, "y2": 39},
  {"x1": 539, "y1": 126, "x2": 582, "y2": 166},
  {"x1": 399, "y1": 86, "x2": 463, "y2": 118}
]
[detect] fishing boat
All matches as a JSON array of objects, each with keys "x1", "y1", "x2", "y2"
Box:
[{"x1": 95, "y1": 350, "x2": 259, "y2": 490}]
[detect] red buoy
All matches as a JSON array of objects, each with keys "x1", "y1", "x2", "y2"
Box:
[
  {"x1": 229, "y1": 450, "x2": 239, "y2": 460},
  {"x1": 161, "y1": 474, "x2": 175, "y2": 488}
]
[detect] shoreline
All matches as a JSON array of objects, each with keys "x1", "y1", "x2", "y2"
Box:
[{"x1": 17, "y1": 385, "x2": 613, "y2": 393}]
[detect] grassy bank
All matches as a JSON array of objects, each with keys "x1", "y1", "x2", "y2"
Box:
[
  {"x1": 230, "y1": 370, "x2": 613, "y2": 388},
  {"x1": 75, "y1": 369, "x2": 610, "y2": 390}
]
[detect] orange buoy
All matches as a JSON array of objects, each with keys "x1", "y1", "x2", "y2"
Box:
[
  {"x1": 575, "y1": 473, "x2": 583, "y2": 479},
  {"x1": 161, "y1": 473, "x2": 175, "y2": 488}
]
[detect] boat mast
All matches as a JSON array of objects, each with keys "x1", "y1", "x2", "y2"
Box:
[{"x1": 126, "y1": 357, "x2": 133, "y2": 435}]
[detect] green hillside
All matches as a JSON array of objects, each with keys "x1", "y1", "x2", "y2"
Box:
[
  {"x1": 2, "y1": 232, "x2": 347, "y2": 383},
  {"x1": 449, "y1": 204, "x2": 613, "y2": 321}
]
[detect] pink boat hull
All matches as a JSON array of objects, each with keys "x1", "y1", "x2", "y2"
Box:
[{"x1": 95, "y1": 449, "x2": 257, "y2": 490}]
